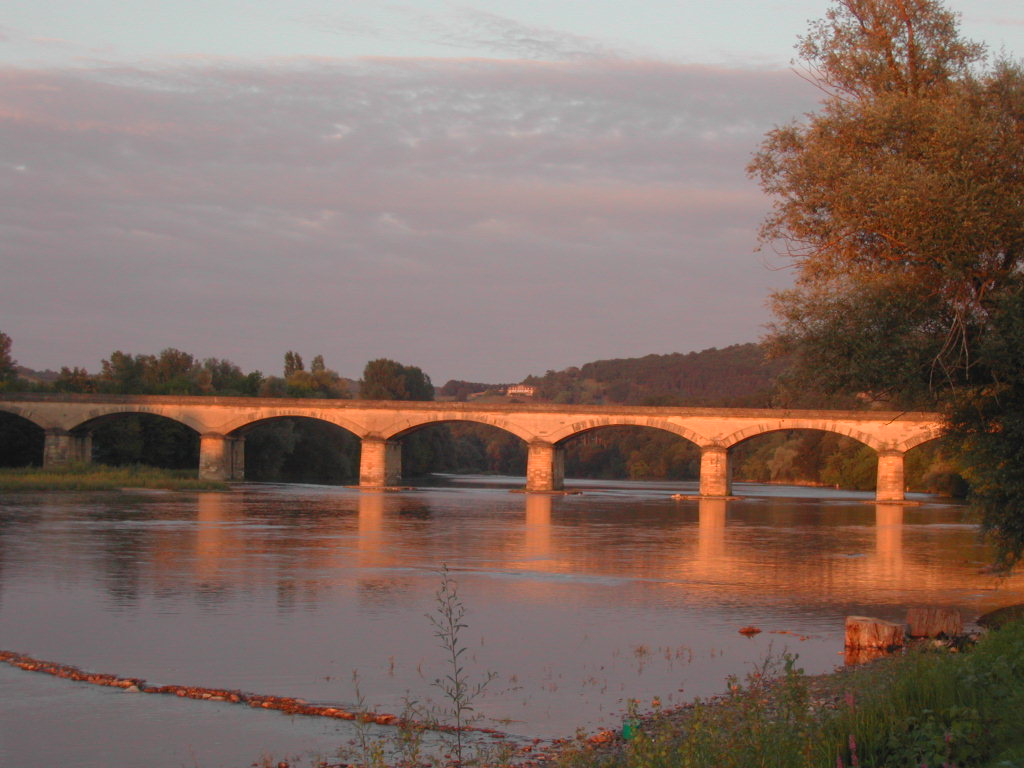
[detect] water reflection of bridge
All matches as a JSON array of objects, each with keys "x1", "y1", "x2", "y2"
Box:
[
  {"x1": 0, "y1": 394, "x2": 943, "y2": 500},
  {"x1": 165, "y1": 493, "x2": 996, "y2": 609}
]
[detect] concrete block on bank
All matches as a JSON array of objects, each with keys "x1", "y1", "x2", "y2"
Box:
[
  {"x1": 907, "y1": 607, "x2": 962, "y2": 638},
  {"x1": 845, "y1": 615, "x2": 905, "y2": 650}
]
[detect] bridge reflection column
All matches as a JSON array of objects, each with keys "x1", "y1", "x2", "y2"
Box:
[
  {"x1": 523, "y1": 493, "x2": 553, "y2": 560},
  {"x1": 357, "y1": 491, "x2": 386, "y2": 567},
  {"x1": 359, "y1": 437, "x2": 402, "y2": 487},
  {"x1": 43, "y1": 429, "x2": 92, "y2": 467},
  {"x1": 228, "y1": 437, "x2": 245, "y2": 480},
  {"x1": 699, "y1": 446, "x2": 732, "y2": 497},
  {"x1": 875, "y1": 451, "x2": 906, "y2": 502},
  {"x1": 875, "y1": 504, "x2": 905, "y2": 573},
  {"x1": 526, "y1": 441, "x2": 564, "y2": 492},
  {"x1": 697, "y1": 497, "x2": 727, "y2": 562}
]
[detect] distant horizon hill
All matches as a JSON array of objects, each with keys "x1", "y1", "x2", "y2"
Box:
[{"x1": 439, "y1": 342, "x2": 787, "y2": 407}]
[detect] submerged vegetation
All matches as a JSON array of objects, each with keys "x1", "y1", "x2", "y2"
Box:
[{"x1": 0, "y1": 463, "x2": 228, "y2": 491}]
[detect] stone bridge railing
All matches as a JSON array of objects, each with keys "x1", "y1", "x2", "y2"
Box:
[{"x1": 0, "y1": 394, "x2": 944, "y2": 501}]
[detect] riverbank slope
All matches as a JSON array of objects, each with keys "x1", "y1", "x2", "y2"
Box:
[{"x1": 554, "y1": 619, "x2": 1024, "y2": 768}]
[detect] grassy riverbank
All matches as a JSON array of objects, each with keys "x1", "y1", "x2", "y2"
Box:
[
  {"x1": 555, "y1": 620, "x2": 1024, "y2": 768},
  {"x1": 0, "y1": 463, "x2": 229, "y2": 491}
]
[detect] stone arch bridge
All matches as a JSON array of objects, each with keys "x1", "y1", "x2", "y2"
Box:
[{"x1": 0, "y1": 394, "x2": 944, "y2": 501}]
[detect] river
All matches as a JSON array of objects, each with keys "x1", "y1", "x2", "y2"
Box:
[{"x1": 2, "y1": 476, "x2": 1022, "y2": 767}]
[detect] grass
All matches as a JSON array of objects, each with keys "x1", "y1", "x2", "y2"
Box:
[
  {"x1": 0, "y1": 462, "x2": 229, "y2": 491},
  {"x1": 555, "y1": 620, "x2": 1024, "y2": 768}
]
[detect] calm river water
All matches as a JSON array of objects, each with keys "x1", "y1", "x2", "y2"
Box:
[{"x1": 2, "y1": 476, "x2": 1023, "y2": 767}]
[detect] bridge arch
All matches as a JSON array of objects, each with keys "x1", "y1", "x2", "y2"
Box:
[
  {"x1": 67, "y1": 404, "x2": 205, "y2": 435},
  {"x1": 552, "y1": 422, "x2": 703, "y2": 482},
  {"x1": 362, "y1": 416, "x2": 532, "y2": 487},
  {"x1": 895, "y1": 426, "x2": 946, "y2": 453},
  {"x1": 0, "y1": 402, "x2": 54, "y2": 431},
  {"x1": 724, "y1": 427, "x2": 876, "y2": 492},
  {"x1": 216, "y1": 409, "x2": 369, "y2": 440},
  {"x1": 546, "y1": 416, "x2": 707, "y2": 448},
  {"x1": 716, "y1": 422, "x2": 946, "y2": 502},
  {"x1": 721, "y1": 421, "x2": 880, "y2": 452},
  {"x1": 231, "y1": 415, "x2": 362, "y2": 484},
  {"x1": 379, "y1": 414, "x2": 536, "y2": 444}
]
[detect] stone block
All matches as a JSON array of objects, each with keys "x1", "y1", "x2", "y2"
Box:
[
  {"x1": 907, "y1": 607, "x2": 962, "y2": 638},
  {"x1": 845, "y1": 615, "x2": 905, "y2": 650}
]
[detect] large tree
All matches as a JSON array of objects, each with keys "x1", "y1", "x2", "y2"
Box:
[
  {"x1": 359, "y1": 358, "x2": 434, "y2": 401},
  {"x1": 750, "y1": 0, "x2": 1024, "y2": 564}
]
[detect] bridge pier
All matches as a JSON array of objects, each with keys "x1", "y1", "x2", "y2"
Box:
[
  {"x1": 699, "y1": 446, "x2": 732, "y2": 497},
  {"x1": 359, "y1": 437, "x2": 402, "y2": 487},
  {"x1": 199, "y1": 433, "x2": 244, "y2": 481},
  {"x1": 875, "y1": 451, "x2": 906, "y2": 502},
  {"x1": 526, "y1": 441, "x2": 564, "y2": 492},
  {"x1": 228, "y1": 436, "x2": 245, "y2": 481},
  {"x1": 43, "y1": 429, "x2": 92, "y2": 467}
]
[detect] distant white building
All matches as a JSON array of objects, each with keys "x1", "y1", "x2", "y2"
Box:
[{"x1": 505, "y1": 384, "x2": 536, "y2": 397}]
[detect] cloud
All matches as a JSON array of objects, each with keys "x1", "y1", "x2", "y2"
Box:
[
  {"x1": 304, "y1": 4, "x2": 625, "y2": 62},
  {"x1": 0, "y1": 57, "x2": 816, "y2": 380},
  {"x1": 29, "y1": 36, "x2": 77, "y2": 48},
  {"x1": 427, "y1": 7, "x2": 623, "y2": 60},
  {"x1": 294, "y1": 9, "x2": 390, "y2": 42}
]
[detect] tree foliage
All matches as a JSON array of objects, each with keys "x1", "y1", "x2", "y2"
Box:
[
  {"x1": 243, "y1": 418, "x2": 359, "y2": 482},
  {"x1": 93, "y1": 349, "x2": 263, "y2": 396},
  {"x1": 261, "y1": 352, "x2": 350, "y2": 399},
  {"x1": 0, "y1": 331, "x2": 15, "y2": 385},
  {"x1": 948, "y1": 286, "x2": 1024, "y2": 567},
  {"x1": 751, "y1": 0, "x2": 1024, "y2": 563},
  {"x1": 796, "y1": 0, "x2": 983, "y2": 98},
  {"x1": 359, "y1": 358, "x2": 434, "y2": 401},
  {"x1": 283, "y1": 351, "x2": 304, "y2": 377},
  {"x1": 753, "y1": 1, "x2": 1024, "y2": 403},
  {"x1": 438, "y1": 380, "x2": 504, "y2": 401},
  {"x1": 523, "y1": 344, "x2": 783, "y2": 406},
  {"x1": 89, "y1": 414, "x2": 198, "y2": 469}
]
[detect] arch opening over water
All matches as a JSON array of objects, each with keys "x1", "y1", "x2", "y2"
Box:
[
  {"x1": 74, "y1": 412, "x2": 200, "y2": 470},
  {"x1": 730, "y1": 429, "x2": 877, "y2": 492},
  {"x1": 371, "y1": 420, "x2": 528, "y2": 486},
  {"x1": 232, "y1": 416, "x2": 361, "y2": 484},
  {"x1": 556, "y1": 424, "x2": 701, "y2": 483},
  {"x1": 0, "y1": 411, "x2": 45, "y2": 467}
]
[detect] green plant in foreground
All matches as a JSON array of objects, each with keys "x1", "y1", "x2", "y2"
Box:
[
  {"x1": 823, "y1": 623, "x2": 1024, "y2": 768},
  {"x1": 428, "y1": 564, "x2": 495, "y2": 766},
  {"x1": 348, "y1": 670, "x2": 388, "y2": 768},
  {"x1": 556, "y1": 622, "x2": 1024, "y2": 768},
  {"x1": 341, "y1": 671, "x2": 427, "y2": 768}
]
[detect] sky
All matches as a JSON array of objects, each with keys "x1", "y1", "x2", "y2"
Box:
[{"x1": 3, "y1": 2, "x2": 1023, "y2": 384}]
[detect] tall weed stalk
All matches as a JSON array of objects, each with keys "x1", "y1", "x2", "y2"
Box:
[{"x1": 428, "y1": 564, "x2": 495, "y2": 765}]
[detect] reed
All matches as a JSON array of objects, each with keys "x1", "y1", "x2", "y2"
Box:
[{"x1": 0, "y1": 463, "x2": 229, "y2": 491}]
